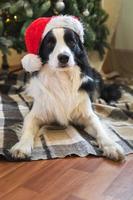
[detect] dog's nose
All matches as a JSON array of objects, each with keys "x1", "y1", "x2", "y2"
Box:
[{"x1": 58, "y1": 54, "x2": 69, "y2": 64}]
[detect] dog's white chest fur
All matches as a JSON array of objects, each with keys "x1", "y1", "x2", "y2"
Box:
[{"x1": 27, "y1": 65, "x2": 88, "y2": 125}]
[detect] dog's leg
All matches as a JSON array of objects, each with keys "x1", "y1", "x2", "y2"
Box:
[
  {"x1": 84, "y1": 112, "x2": 124, "y2": 161},
  {"x1": 72, "y1": 99, "x2": 125, "y2": 161},
  {"x1": 10, "y1": 112, "x2": 42, "y2": 159}
]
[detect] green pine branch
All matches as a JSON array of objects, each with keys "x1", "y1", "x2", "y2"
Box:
[{"x1": 0, "y1": 0, "x2": 109, "y2": 58}]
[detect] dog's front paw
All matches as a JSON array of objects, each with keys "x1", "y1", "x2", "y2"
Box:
[
  {"x1": 10, "y1": 140, "x2": 32, "y2": 159},
  {"x1": 98, "y1": 138, "x2": 125, "y2": 161}
]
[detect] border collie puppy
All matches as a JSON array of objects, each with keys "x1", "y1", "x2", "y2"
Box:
[{"x1": 11, "y1": 16, "x2": 124, "y2": 161}]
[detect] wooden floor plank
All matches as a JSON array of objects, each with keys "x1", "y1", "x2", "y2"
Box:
[
  {"x1": 1, "y1": 187, "x2": 37, "y2": 200},
  {"x1": 31, "y1": 168, "x2": 89, "y2": 200},
  {"x1": 104, "y1": 159, "x2": 133, "y2": 200},
  {"x1": 0, "y1": 155, "x2": 133, "y2": 200},
  {"x1": 23, "y1": 158, "x2": 82, "y2": 192},
  {"x1": 0, "y1": 162, "x2": 23, "y2": 178},
  {"x1": 72, "y1": 156, "x2": 103, "y2": 172},
  {"x1": 71, "y1": 161, "x2": 124, "y2": 200},
  {"x1": 65, "y1": 195, "x2": 84, "y2": 200},
  {"x1": 0, "y1": 161, "x2": 47, "y2": 197}
]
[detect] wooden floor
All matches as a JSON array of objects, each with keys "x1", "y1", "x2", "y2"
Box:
[{"x1": 0, "y1": 155, "x2": 133, "y2": 200}]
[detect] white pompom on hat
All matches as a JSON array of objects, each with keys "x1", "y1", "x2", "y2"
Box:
[{"x1": 21, "y1": 16, "x2": 84, "y2": 72}]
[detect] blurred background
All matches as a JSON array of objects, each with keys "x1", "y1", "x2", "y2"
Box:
[{"x1": 0, "y1": 0, "x2": 132, "y2": 80}]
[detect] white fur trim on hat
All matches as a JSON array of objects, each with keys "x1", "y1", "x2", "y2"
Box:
[
  {"x1": 42, "y1": 15, "x2": 84, "y2": 42},
  {"x1": 21, "y1": 54, "x2": 42, "y2": 72}
]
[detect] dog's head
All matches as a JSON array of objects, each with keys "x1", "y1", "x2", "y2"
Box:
[
  {"x1": 39, "y1": 27, "x2": 95, "y2": 92},
  {"x1": 39, "y1": 28, "x2": 89, "y2": 72}
]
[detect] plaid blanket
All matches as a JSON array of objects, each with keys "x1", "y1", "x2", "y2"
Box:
[{"x1": 0, "y1": 70, "x2": 133, "y2": 161}]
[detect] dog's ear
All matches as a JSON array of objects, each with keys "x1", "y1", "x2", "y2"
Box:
[
  {"x1": 75, "y1": 36, "x2": 104, "y2": 98},
  {"x1": 74, "y1": 36, "x2": 95, "y2": 91},
  {"x1": 74, "y1": 35, "x2": 93, "y2": 77}
]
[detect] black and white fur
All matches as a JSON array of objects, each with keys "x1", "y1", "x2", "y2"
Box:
[{"x1": 11, "y1": 28, "x2": 124, "y2": 161}]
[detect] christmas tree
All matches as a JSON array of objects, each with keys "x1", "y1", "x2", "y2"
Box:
[{"x1": 0, "y1": 0, "x2": 109, "y2": 68}]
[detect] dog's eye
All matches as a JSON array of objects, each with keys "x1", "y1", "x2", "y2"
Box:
[
  {"x1": 46, "y1": 36, "x2": 56, "y2": 49},
  {"x1": 47, "y1": 41, "x2": 55, "y2": 48},
  {"x1": 68, "y1": 40, "x2": 76, "y2": 48}
]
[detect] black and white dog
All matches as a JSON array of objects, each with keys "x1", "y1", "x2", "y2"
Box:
[{"x1": 11, "y1": 17, "x2": 124, "y2": 161}]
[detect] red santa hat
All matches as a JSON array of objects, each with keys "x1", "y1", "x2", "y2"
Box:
[{"x1": 21, "y1": 15, "x2": 84, "y2": 72}]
